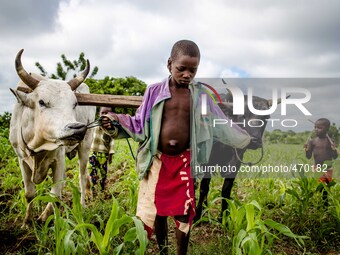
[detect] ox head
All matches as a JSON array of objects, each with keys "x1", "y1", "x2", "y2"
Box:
[
  {"x1": 218, "y1": 82, "x2": 278, "y2": 150},
  {"x1": 10, "y1": 49, "x2": 91, "y2": 152}
]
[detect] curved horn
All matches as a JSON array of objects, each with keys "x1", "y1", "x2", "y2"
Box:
[
  {"x1": 15, "y1": 49, "x2": 39, "y2": 90},
  {"x1": 67, "y1": 59, "x2": 90, "y2": 91}
]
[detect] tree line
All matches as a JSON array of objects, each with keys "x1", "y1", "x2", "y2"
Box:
[{"x1": 264, "y1": 125, "x2": 339, "y2": 145}]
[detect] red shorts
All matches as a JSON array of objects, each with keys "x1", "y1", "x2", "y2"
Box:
[
  {"x1": 319, "y1": 169, "x2": 333, "y2": 184},
  {"x1": 136, "y1": 150, "x2": 195, "y2": 238}
]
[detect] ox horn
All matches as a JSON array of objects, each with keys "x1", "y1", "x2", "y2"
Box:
[
  {"x1": 221, "y1": 79, "x2": 234, "y2": 102},
  {"x1": 67, "y1": 59, "x2": 90, "y2": 91},
  {"x1": 15, "y1": 49, "x2": 39, "y2": 90}
]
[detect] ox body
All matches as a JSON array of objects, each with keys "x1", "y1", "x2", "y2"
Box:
[
  {"x1": 195, "y1": 92, "x2": 273, "y2": 222},
  {"x1": 9, "y1": 50, "x2": 96, "y2": 226}
]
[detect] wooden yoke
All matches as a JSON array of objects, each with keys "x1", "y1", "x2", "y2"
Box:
[{"x1": 76, "y1": 93, "x2": 143, "y2": 108}]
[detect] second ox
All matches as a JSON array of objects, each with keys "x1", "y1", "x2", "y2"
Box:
[{"x1": 195, "y1": 85, "x2": 279, "y2": 222}]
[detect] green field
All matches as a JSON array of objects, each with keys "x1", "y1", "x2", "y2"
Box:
[{"x1": 0, "y1": 126, "x2": 339, "y2": 254}]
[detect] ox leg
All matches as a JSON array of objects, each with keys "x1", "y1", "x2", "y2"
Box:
[
  {"x1": 78, "y1": 150, "x2": 89, "y2": 206},
  {"x1": 20, "y1": 160, "x2": 36, "y2": 228},
  {"x1": 38, "y1": 152, "x2": 65, "y2": 223},
  {"x1": 77, "y1": 133, "x2": 92, "y2": 206},
  {"x1": 220, "y1": 178, "x2": 236, "y2": 221},
  {"x1": 194, "y1": 177, "x2": 211, "y2": 222}
]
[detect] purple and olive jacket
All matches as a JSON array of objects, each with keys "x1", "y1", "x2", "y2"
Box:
[{"x1": 106, "y1": 77, "x2": 251, "y2": 179}]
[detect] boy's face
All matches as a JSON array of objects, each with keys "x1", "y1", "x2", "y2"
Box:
[
  {"x1": 99, "y1": 107, "x2": 112, "y2": 116},
  {"x1": 314, "y1": 121, "x2": 328, "y2": 136},
  {"x1": 168, "y1": 55, "x2": 199, "y2": 86}
]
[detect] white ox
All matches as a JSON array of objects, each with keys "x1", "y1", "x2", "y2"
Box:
[{"x1": 9, "y1": 49, "x2": 96, "y2": 227}]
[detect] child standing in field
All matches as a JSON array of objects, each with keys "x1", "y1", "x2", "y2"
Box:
[
  {"x1": 88, "y1": 107, "x2": 116, "y2": 191},
  {"x1": 101, "y1": 40, "x2": 251, "y2": 255},
  {"x1": 304, "y1": 118, "x2": 338, "y2": 204}
]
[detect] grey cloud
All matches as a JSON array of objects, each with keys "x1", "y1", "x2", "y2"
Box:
[
  {"x1": 1, "y1": 0, "x2": 340, "y2": 131},
  {"x1": 0, "y1": 0, "x2": 65, "y2": 36}
]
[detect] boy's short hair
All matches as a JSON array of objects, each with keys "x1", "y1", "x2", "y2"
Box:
[
  {"x1": 170, "y1": 40, "x2": 200, "y2": 60},
  {"x1": 316, "y1": 118, "x2": 331, "y2": 129},
  {"x1": 100, "y1": 106, "x2": 113, "y2": 111}
]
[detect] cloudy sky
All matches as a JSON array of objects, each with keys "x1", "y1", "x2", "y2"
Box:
[{"x1": 1, "y1": 0, "x2": 339, "y2": 131}]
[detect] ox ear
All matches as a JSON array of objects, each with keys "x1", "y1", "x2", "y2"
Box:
[{"x1": 10, "y1": 88, "x2": 35, "y2": 108}]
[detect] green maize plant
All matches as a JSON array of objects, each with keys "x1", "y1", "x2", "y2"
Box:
[
  {"x1": 74, "y1": 196, "x2": 147, "y2": 255},
  {"x1": 32, "y1": 183, "x2": 92, "y2": 255},
  {"x1": 323, "y1": 183, "x2": 340, "y2": 223},
  {"x1": 32, "y1": 181, "x2": 148, "y2": 255},
  {"x1": 285, "y1": 170, "x2": 319, "y2": 219},
  {"x1": 224, "y1": 199, "x2": 307, "y2": 255}
]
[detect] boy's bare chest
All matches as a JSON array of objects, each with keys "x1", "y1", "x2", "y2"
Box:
[
  {"x1": 164, "y1": 88, "x2": 191, "y2": 112},
  {"x1": 314, "y1": 138, "x2": 330, "y2": 151}
]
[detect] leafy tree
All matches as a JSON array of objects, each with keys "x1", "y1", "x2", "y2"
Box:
[
  {"x1": 0, "y1": 112, "x2": 12, "y2": 129},
  {"x1": 286, "y1": 130, "x2": 296, "y2": 136},
  {"x1": 86, "y1": 76, "x2": 146, "y2": 96},
  {"x1": 285, "y1": 135, "x2": 304, "y2": 144},
  {"x1": 264, "y1": 129, "x2": 310, "y2": 145},
  {"x1": 35, "y1": 52, "x2": 98, "y2": 80},
  {"x1": 265, "y1": 129, "x2": 287, "y2": 143},
  {"x1": 328, "y1": 122, "x2": 339, "y2": 145},
  {"x1": 85, "y1": 76, "x2": 147, "y2": 115}
]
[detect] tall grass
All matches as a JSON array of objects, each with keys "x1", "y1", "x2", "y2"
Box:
[
  {"x1": 223, "y1": 199, "x2": 307, "y2": 255},
  {"x1": 1, "y1": 134, "x2": 339, "y2": 253},
  {"x1": 194, "y1": 143, "x2": 339, "y2": 253},
  {"x1": 33, "y1": 181, "x2": 147, "y2": 254}
]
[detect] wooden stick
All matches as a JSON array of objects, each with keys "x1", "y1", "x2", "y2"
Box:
[
  {"x1": 326, "y1": 133, "x2": 336, "y2": 147},
  {"x1": 307, "y1": 118, "x2": 315, "y2": 124},
  {"x1": 76, "y1": 93, "x2": 143, "y2": 108},
  {"x1": 304, "y1": 118, "x2": 315, "y2": 148}
]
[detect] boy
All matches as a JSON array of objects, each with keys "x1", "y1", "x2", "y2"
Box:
[
  {"x1": 102, "y1": 40, "x2": 251, "y2": 254},
  {"x1": 304, "y1": 118, "x2": 338, "y2": 204},
  {"x1": 88, "y1": 106, "x2": 115, "y2": 191}
]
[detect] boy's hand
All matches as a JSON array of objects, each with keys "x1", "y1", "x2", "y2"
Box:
[
  {"x1": 101, "y1": 114, "x2": 118, "y2": 130},
  {"x1": 304, "y1": 143, "x2": 309, "y2": 151}
]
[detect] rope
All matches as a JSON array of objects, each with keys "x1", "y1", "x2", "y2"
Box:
[{"x1": 233, "y1": 144, "x2": 264, "y2": 166}]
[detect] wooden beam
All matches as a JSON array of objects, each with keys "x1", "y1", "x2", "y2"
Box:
[{"x1": 76, "y1": 93, "x2": 142, "y2": 108}]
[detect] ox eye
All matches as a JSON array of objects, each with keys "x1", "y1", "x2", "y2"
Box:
[{"x1": 39, "y1": 99, "x2": 46, "y2": 107}]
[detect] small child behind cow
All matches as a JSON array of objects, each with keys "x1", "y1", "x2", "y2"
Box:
[
  {"x1": 88, "y1": 107, "x2": 115, "y2": 191},
  {"x1": 304, "y1": 118, "x2": 338, "y2": 205}
]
